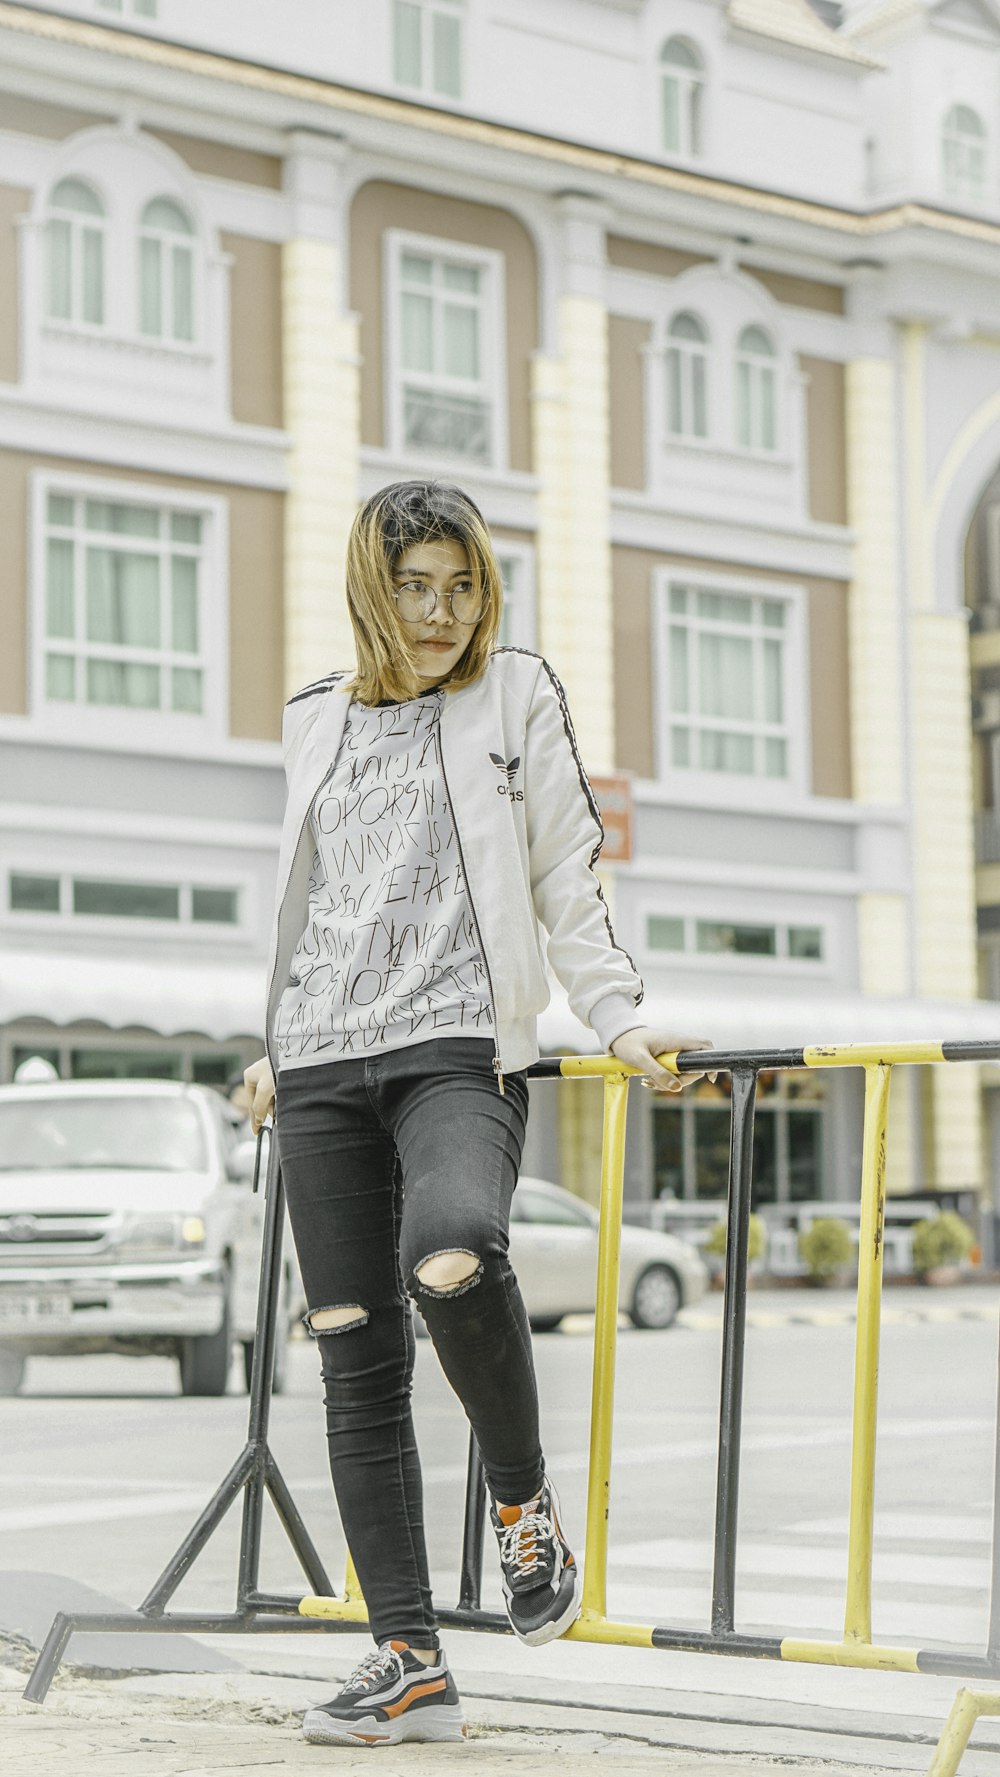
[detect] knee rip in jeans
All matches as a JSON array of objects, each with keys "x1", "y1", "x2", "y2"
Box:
[
  {"x1": 413, "y1": 1249, "x2": 483, "y2": 1299},
  {"x1": 305, "y1": 1304, "x2": 369, "y2": 1337}
]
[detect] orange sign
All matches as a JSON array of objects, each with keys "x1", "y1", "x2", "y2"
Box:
[{"x1": 589, "y1": 773, "x2": 633, "y2": 863}]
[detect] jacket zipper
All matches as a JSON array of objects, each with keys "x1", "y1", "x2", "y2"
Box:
[{"x1": 437, "y1": 716, "x2": 505, "y2": 1094}]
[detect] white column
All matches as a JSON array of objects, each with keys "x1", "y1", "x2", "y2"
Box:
[
  {"x1": 532, "y1": 194, "x2": 614, "y2": 774},
  {"x1": 282, "y1": 133, "x2": 360, "y2": 698}
]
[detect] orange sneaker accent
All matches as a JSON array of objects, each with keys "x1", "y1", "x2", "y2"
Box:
[{"x1": 383, "y1": 1677, "x2": 447, "y2": 1718}]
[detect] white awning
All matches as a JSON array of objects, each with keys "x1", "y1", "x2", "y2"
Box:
[
  {"x1": 0, "y1": 950, "x2": 265, "y2": 1044},
  {"x1": 3, "y1": 948, "x2": 997, "y2": 1059}
]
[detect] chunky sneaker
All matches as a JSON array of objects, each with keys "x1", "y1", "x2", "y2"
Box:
[
  {"x1": 490, "y1": 1474, "x2": 582, "y2": 1647},
  {"x1": 301, "y1": 1639, "x2": 466, "y2": 1746}
]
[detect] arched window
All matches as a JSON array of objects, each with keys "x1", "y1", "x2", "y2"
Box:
[
  {"x1": 46, "y1": 178, "x2": 105, "y2": 326},
  {"x1": 660, "y1": 38, "x2": 703, "y2": 158},
  {"x1": 666, "y1": 312, "x2": 709, "y2": 440},
  {"x1": 139, "y1": 198, "x2": 195, "y2": 342},
  {"x1": 943, "y1": 104, "x2": 988, "y2": 202},
  {"x1": 736, "y1": 325, "x2": 778, "y2": 452}
]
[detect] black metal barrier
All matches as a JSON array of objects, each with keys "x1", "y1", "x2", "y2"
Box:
[{"x1": 22, "y1": 1041, "x2": 1000, "y2": 1704}]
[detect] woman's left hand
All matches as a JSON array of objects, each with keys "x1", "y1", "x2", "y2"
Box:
[{"x1": 610, "y1": 1028, "x2": 718, "y2": 1096}]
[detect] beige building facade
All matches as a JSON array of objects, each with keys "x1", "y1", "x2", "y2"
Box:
[{"x1": 1, "y1": 0, "x2": 998, "y2": 1237}]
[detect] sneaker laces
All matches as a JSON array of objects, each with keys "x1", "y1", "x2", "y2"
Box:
[
  {"x1": 499, "y1": 1507, "x2": 555, "y2": 1579},
  {"x1": 342, "y1": 1643, "x2": 407, "y2": 1695}
]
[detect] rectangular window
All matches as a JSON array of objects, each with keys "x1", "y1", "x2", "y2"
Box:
[
  {"x1": 389, "y1": 234, "x2": 501, "y2": 465},
  {"x1": 73, "y1": 880, "x2": 180, "y2": 920},
  {"x1": 40, "y1": 488, "x2": 210, "y2": 724},
  {"x1": 10, "y1": 874, "x2": 61, "y2": 913},
  {"x1": 696, "y1": 921, "x2": 776, "y2": 957},
  {"x1": 495, "y1": 548, "x2": 536, "y2": 650},
  {"x1": 647, "y1": 914, "x2": 685, "y2": 951},
  {"x1": 645, "y1": 912, "x2": 824, "y2": 964},
  {"x1": 7, "y1": 872, "x2": 241, "y2": 928},
  {"x1": 662, "y1": 581, "x2": 793, "y2": 781},
  {"x1": 393, "y1": 0, "x2": 462, "y2": 99}
]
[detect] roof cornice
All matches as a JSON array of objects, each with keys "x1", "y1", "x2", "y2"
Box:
[{"x1": 4, "y1": 2, "x2": 1000, "y2": 256}]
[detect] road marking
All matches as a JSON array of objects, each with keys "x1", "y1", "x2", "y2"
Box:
[
  {"x1": 609, "y1": 1535, "x2": 988, "y2": 1589},
  {"x1": 791, "y1": 1512, "x2": 993, "y2": 1544},
  {"x1": 676, "y1": 1304, "x2": 999, "y2": 1331},
  {"x1": 0, "y1": 1487, "x2": 221, "y2": 1532}
]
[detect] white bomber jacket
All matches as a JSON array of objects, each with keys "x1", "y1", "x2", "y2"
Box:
[{"x1": 264, "y1": 647, "x2": 645, "y2": 1086}]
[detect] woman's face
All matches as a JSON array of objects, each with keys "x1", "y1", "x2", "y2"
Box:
[{"x1": 391, "y1": 536, "x2": 481, "y2": 688}]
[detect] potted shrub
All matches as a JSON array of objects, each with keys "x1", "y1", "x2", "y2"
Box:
[
  {"x1": 798, "y1": 1216, "x2": 854, "y2": 1287},
  {"x1": 705, "y1": 1213, "x2": 767, "y2": 1287},
  {"x1": 911, "y1": 1212, "x2": 975, "y2": 1285}
]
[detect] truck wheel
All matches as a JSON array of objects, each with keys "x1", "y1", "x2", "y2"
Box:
[
  {"x1": 179, "y1": 1290, "x2": 231, "y2": 1397},
  {"x1": 0, "y1": 1347, "x2": 25, "y2": 1395},
  {"x1": 242, "y1": 1310, "x2": 289, "y2": 1396}
]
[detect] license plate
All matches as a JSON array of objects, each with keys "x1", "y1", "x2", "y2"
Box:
[{"x1": 0, "y1": 1293, "x2": 72, "y2": 1322}]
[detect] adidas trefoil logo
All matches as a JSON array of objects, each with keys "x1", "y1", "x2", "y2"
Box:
[{"x1": 490, "y1": 752, "x2": 524, "y2": 801}]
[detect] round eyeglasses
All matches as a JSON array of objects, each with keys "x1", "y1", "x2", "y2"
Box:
[{"x1": 392, "y1": 583, "x2": 485, "y2": 625}]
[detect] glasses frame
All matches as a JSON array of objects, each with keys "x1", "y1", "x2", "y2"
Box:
[{"x1": 391, "y1": 585, "x2": 486, "y2": 625}]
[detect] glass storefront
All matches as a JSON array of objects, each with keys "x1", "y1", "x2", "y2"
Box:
[{"x1": 652, "y1": 1071, "x2": 824, "y2": 1203}]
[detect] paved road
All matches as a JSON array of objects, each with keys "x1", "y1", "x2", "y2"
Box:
[{"x1": 1, "y1": 1286, "x2": 997, "y2": 1644}]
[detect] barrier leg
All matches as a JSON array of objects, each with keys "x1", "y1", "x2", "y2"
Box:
[
  {"x1": 927, "y1": 1688, "x2": 1000, "y2": 1777},
  {"x1": 459, "y1": 1432, "x2": 487, "y2": 1611},
  {"x1": 844, "y1": 1061, "x2": 892, "y2": 1645},
  {"x1": 579, "y1": 1071, "x2": 629, "y2": 1623},
  {"x1": 712, "y1": 1067, "x2": 758, "y2": 1635}
]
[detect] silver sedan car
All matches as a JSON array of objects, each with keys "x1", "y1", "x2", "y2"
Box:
[{"x1": 507, "y1": 1177, "x2": 707, "y2": 1331}]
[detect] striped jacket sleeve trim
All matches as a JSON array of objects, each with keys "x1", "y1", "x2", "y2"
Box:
[
  {"x1": 285, "y1": 671, "x2": 347, "y2": 708},
  {"x1": 496, "y1": 646, "x2": 644, "y2": 1010}
]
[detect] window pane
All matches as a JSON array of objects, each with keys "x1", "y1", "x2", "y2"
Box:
[
  {"x1": 86, "y1": 549, "x2": 160, "y2": 646},
  {"x1": 697, "y1": 590, "x2": 751, "y2": 624},
  {"x1": 73, "y1": 879, "x2": 179, "y2": 919},
  {"x1": 191, "y1": 887, "x2": 238, "y2": 924},
  {"x1": 697, "y1": 921, "x2": 775, "y2": 956},
  {"x1": 48, "y1": 493, "x2": 74, "y2": 527},
  {"x1": 442, "y1": 301, "x2": 479, "y2": 379},
  {"x1": 47, "y1": 218, "x2": 72, "y2": 319},
  {"x1": 51, "y1": 178, "x2": 103, "y2": 215},
  {"x1": 789, "y1": 926, "x2": 823, "y2": 960},
  {"x1": 760, "y1": 365, "x2": 777, "y2": 450},
  {"x1": 443, "y1": 262, "x2": 478, "y2": 293},
  {"x1": 647, "y1": 914, "x2": 685, "y2": 951},
  {"x1": 401, "y1": 291, "x2": 434, "y2": 371},
  {"x1": 401, "y1": 252, "x2": 433, "y2": 284},
  {"x1": 171, "y1": 666, "x2": 203, "y2": 712},
  {"x1": 46, "y1": 654, "x2": 76, "y2": 700},
  {"x1": 46, "y1": 538, "x2": 75, "y2": 638},
  {"x1": 82, "y1": 227, "x2": 103, "y2": 325},
  {"x1": 171, "y1": 556, "x2": 199, "y2": 652},
  {"x1": 699, "y1": 728, "x2": 754, "y2": 773},
  {"x1": 669, "y1": 625, "x2": 688, "y2": 712},
  {"x1": 699, "y1": 632, "x2": 753, "y2": 719},
  {"x1": 662, "y1": 75, "x2": 681, "y2": 153},
  {"x1": 737, "y1": 359, "x2": 752, "y2": 448},
  {"x1": 432, "y1": 10, "x2": 462, "y2": 97},
  {"x1": 764, "y1": 735, "x2": 787, "y2": 777},
  {"x1": 393, "y1": 0, "x2": 422, "y2": 84},
  {"x1": 142, "y1": 197, "x2": 192, "y2": 233},
  {"x1": 85, "y1": 501, "x2": 159, "y2": 537},
  {"x1": 691, "y1": 353, "x2": 707, "y2": 437},
  {"x1": 666, "y1": 348, "x2": 683, "y2": 432},
  {"x1": 669, "y1": 585, "x2": 687, "y2": 614},
  {"x1": 170, "y1": 512, "x2": 201, "y2": 543},
  {"x1": 671, "y1": 725, "x2": 690, "y2": 767},
  {"x1": 172, "y1": 244, "x2": 194, "y2": 341},
  {"x1": 652, "y1": 1103, "x2": 684, "y2": 1200},
  {"x1": 133, "y1": 0, "x2": 158, "y2": 16},
  {"x1": 761, "y1": 599, "x2": 784, "y2": 628},
  {"x1": 140, "y1": 234, "x2": 162, "y2": 335},
  {"x1": 694, "y1": 1108, "x2": 732, "y2": 1200},
  {"x1": 788, "y1": 1110, "x2": 823, "y2": 1200},
  {"x1": 86, "y1": 659, "x2": 160, "y2": 708},
  {"x1": 10, "y1": 873, "x2": 61, "y2": 913},
  {"x1": 763, "y1": 637, "x2": 783, "y2": 723}
]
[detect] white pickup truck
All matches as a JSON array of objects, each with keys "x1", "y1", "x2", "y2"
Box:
[{"x1": 0, "y1": 1078, "x2": 299, "y2": 1397}]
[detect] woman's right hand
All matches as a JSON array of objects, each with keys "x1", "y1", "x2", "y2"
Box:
[{"x1": 243, "y1": 1056, "x2": 276, "y2": 1136}]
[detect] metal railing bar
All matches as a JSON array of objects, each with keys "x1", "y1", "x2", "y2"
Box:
[
  {"x1": 712, "y1": 1066, "x2": 758, "y2": 1636},
  {"x1": 458, "y1": 1432, "x2": 487, "y2": 1611},
  {"x1": 579, "y1": 1069, "x2": 629, "y2": 1623},
  {"x1": 844, "y1": 1062, "x2": 892, "y2": 1646},
  {"x1": 989, "y1": 1314, "x2": 1000, "y2": 1663}
]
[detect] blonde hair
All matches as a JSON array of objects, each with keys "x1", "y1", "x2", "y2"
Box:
[{"x1": 343, "y1": 481, "x2": 504, "y2": 706}]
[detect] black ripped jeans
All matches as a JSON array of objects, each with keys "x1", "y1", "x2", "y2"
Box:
[{"x1": 275, "y1": 1037, "x2": 544, "y2": 1648}]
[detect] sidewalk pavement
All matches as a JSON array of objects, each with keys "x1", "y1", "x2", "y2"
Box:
[{"x1": 4, "y1": 1626, "x2": 1000, "y2": 1777}]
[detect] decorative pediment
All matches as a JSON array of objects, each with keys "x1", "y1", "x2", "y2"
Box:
[{"x1": 727, "y1": 0, "x2": 882, "y2": 64}]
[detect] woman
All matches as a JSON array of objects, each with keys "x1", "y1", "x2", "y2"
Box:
[{"x1": 244, "y1": 480, "x2": 713, "y2": 1747}]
